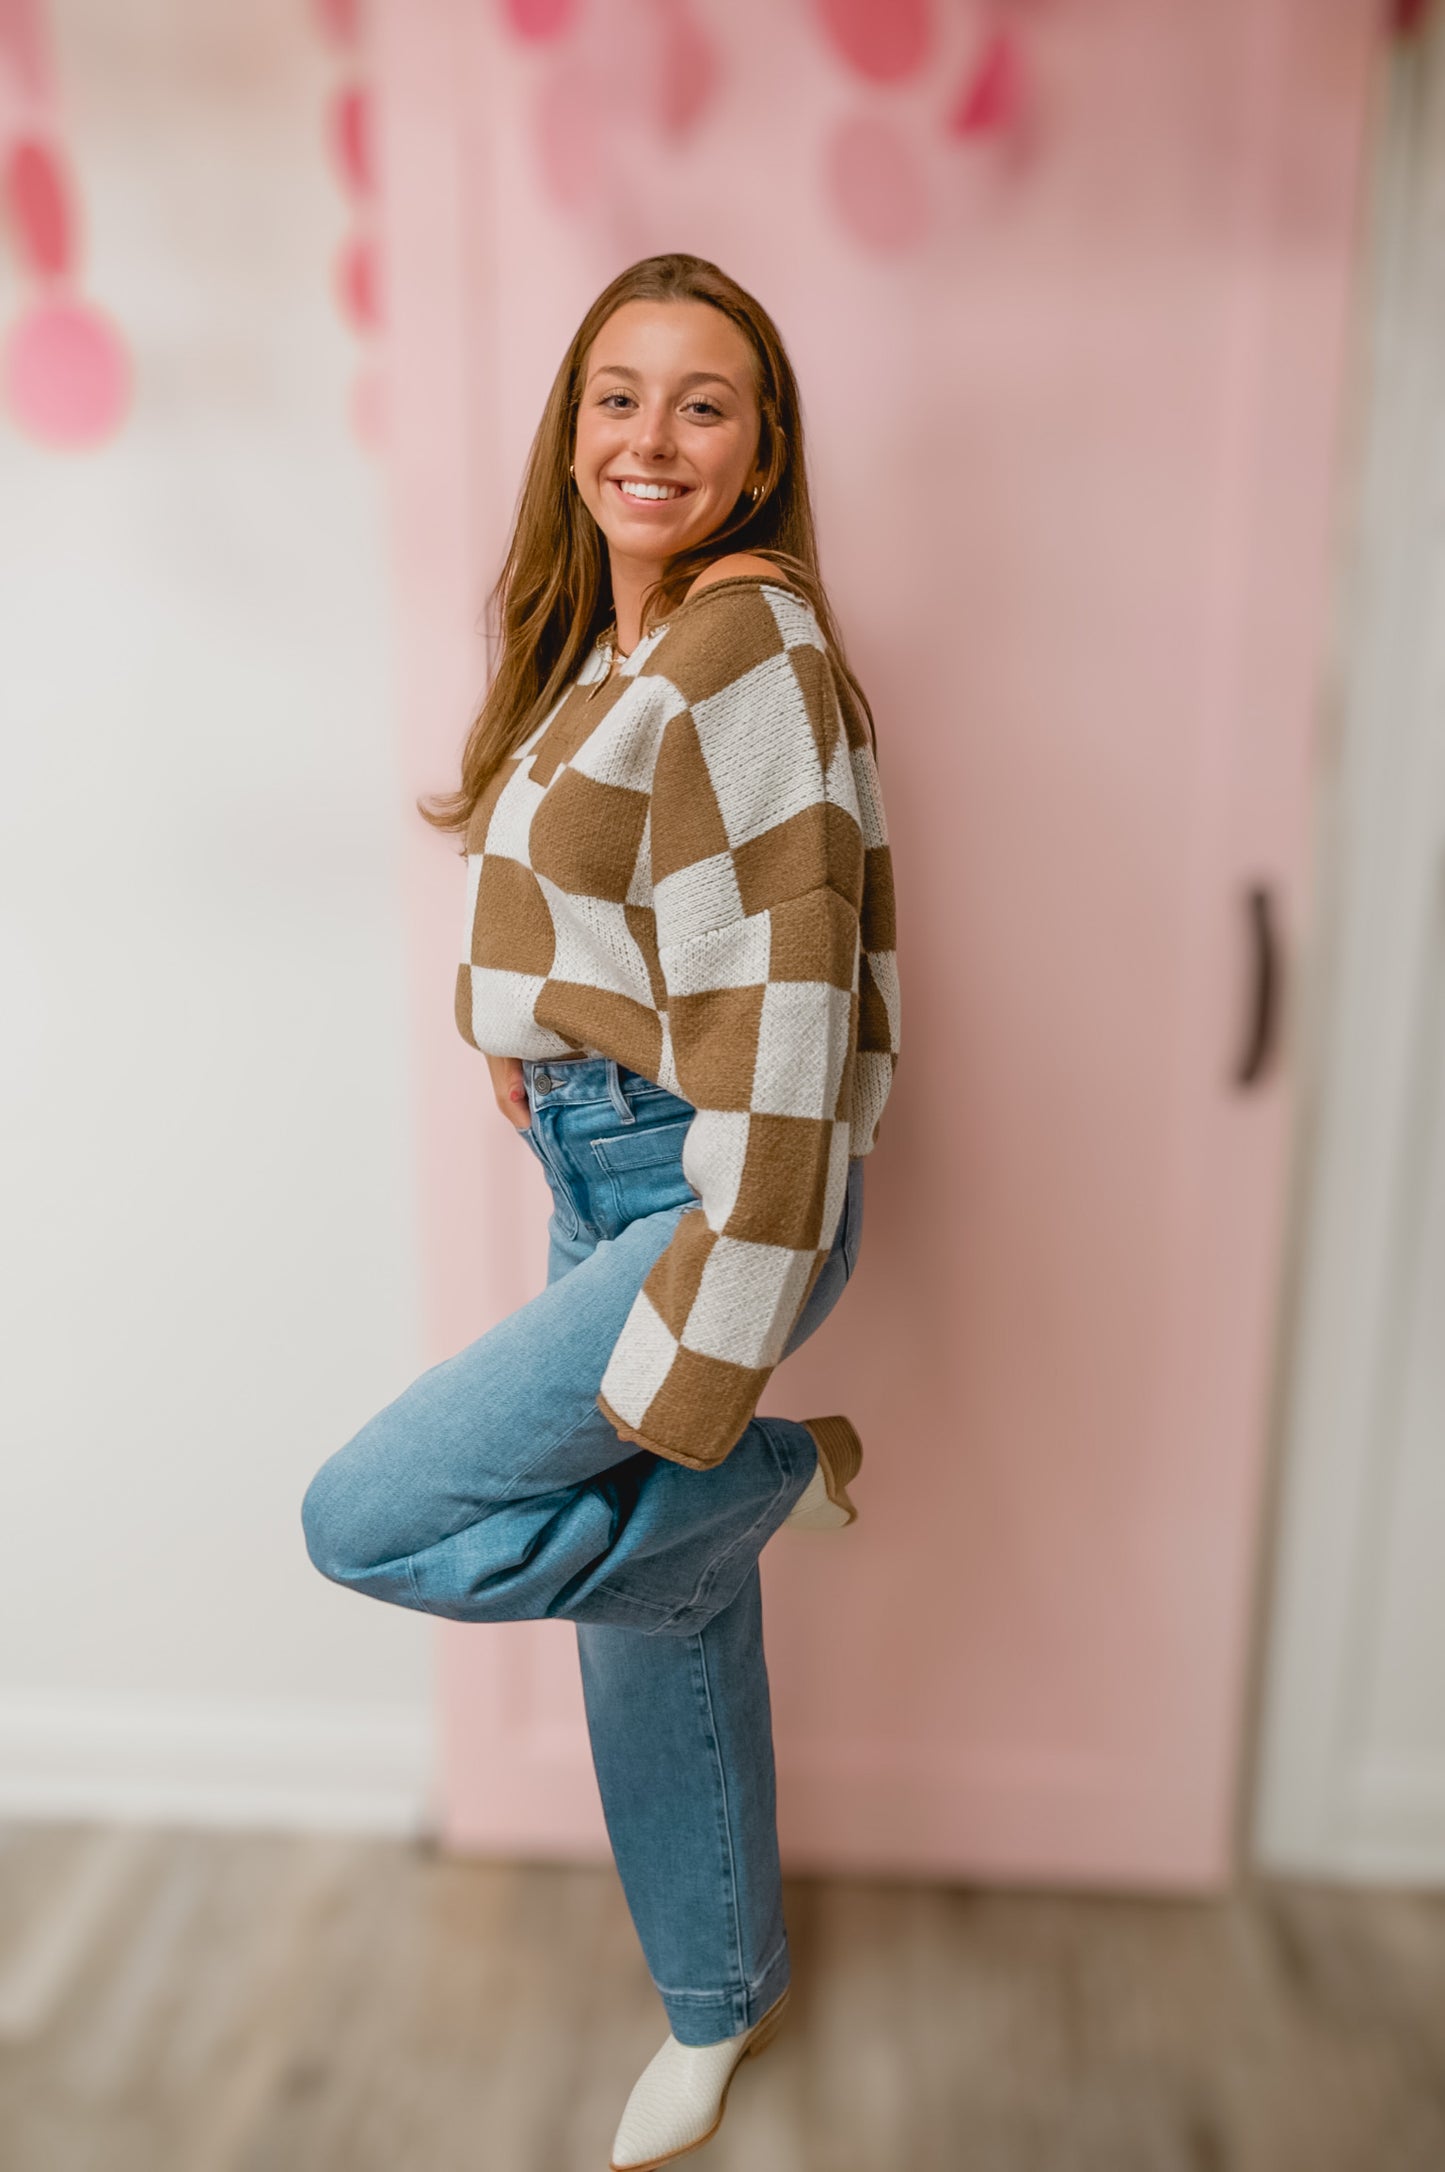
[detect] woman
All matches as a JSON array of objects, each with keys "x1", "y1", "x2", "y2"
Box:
[{"x1": 301, "y1": 252, "x2": 900, "y2": 2169}]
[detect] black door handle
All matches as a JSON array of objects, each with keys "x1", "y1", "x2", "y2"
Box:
[{"x1": 1234, "y1": 883, "x2": 1282, "y2": 1089}]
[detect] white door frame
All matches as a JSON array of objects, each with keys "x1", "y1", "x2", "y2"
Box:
[{"x1": 1250, "y1": 14, "x2": 1445, "y2": 1882}]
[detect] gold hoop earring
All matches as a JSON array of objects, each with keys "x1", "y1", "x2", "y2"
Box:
[
  {"x1": 569, "y1": 462, "x2": 576, "y2": 481},
  {"x1": 750, "y1": 483, "x2": 762, "y2": 502}
]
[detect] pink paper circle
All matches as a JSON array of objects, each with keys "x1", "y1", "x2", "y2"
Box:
[
  {"x1": 0, "y1": 0, "x2": 53, "y2": 97},
  {"x1": 533, "y1": 63, "x2": 606, "y2": 208},
  {"x1": 3, "y1": 299, "x2": 130, "y2": 447},
  {"x1": 946, "y1": 29, "x2": 1024, "y2": 139},
  {"x1": 504, "y1": 0, "x2": 579, "y2": 42},
  {"x1": 329, "y1": 84, "x2": 375, "y2": 198},
  {"x1": 825, "y1": 113, "x2": 930, "y2": 253},
  {"x1": 4, "y1": 139, "x2": 73, "y2": 280},
  {"x1": 657, "y1": 6, "x2": 718, "y2": 138},
  {"x1": 336, "y1": 233, "x2": 382, "y2": 330},
  {"x1": 814, "y1": 0, "x2": 933, "y2": 85},
  {"x1": 350, "y1": 366, "x2": 386, "y2": 451},
  {"x1": 312, "y1": 0, "x2": 361, "y2": 50}
]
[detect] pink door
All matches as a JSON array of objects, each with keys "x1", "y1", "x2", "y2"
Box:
[{"x1": 376, "y1": 0, "x2": 1381, "y2": 1888}]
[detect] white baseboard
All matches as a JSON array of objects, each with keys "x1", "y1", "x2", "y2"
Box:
[
  {"x1": 0, "y1": 1688, "x2": 437, "y2": 1837},
  {"x1": 1254, "y1": 1753, "x2": 1445, "y2": 1886},
  {"x1": 1332, "y1": 1756, "x2": 1445, "y2": 1884}
]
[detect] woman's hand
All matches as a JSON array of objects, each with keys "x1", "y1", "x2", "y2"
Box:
[{"x1": 485, "y1": 1053, "x2": 532, "y2": 1131}]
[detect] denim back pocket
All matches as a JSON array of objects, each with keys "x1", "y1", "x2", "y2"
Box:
[{"x1": 588, "y1": 1116, "x2": 696, "y2": 1237}]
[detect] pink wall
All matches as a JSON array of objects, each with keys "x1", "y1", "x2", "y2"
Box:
[{"x1": 377, "y1": 0, "x2": 1381, "y2": 1884}]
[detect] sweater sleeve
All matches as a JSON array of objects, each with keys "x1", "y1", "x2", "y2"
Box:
[{"x1": 595, "y1": 581, "x2": 865, "y2": 1470}]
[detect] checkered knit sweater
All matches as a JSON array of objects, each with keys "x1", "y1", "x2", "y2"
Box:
[{"x1": 455, "y1": 574, "x2": 901, "y2": 1470}]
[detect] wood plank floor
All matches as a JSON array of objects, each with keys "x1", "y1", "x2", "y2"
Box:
[{"x1": 0, "y1": 1821, "x2": 1441, "y2": 2170}]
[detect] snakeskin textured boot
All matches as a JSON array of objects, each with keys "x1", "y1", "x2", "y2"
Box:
[{"x1": 609, "y1": 1988, "x2": 792, "y2": 2170}]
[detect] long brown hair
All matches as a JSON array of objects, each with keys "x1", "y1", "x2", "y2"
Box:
[{"x1": 418, "y1": 254, "x2": 878, "y2": 845}]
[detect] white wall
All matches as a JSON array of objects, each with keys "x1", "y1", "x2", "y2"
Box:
[
  {"x1": 0, "y1": 1, "x2": 435, "y2": 1830},
  {"x1": 1251, "y1": 21, "x2": 1445, "y2": 1883}
]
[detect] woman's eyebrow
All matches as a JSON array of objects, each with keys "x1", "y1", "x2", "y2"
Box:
[{"x1": 587, "y1": 364, "x2": 740, "y2": 394}]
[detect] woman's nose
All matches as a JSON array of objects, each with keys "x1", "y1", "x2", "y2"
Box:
[{"x1": 629, "y1": 403, "x2": 676, "y2": 458}]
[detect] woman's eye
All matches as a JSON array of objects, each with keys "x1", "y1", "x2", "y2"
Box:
[{"x1": 596, "y1": 392, "x2": 722, "y2": 417}]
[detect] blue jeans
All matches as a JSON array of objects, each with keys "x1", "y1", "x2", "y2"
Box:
[{"x1": 300, "y1": 1054, "x2": 864, "y2": 2043}]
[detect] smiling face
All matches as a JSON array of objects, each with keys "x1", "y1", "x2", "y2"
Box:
[{"x1": 572, "y1": 298, "x2": 766, "y2": 580}]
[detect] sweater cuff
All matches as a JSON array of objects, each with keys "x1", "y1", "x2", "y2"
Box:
[
  {"x1": 597, "y1": 1278, "x2": 780, "y2": 1470},
  {"x1": 595, "y1": 1393, "x2": 729, "y2": 1472}
]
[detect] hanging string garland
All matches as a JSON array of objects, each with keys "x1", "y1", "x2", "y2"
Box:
[
  {"x1": 312, "y1": 0, "x2": 383, "y2": 449},
  {"x1": 0, "y1": 0, "x2": 1418, "y2": 432},
  {"x1": 0, "y1": 0, "x2": 130, "y2": 448},
  {"x1": 499, "y1": 0, "x2": 1032, "y2": 260},
  {"x1": 527, "y1": 0, "x2": 720, "y2": 216}
]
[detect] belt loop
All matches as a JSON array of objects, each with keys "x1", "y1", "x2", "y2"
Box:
[{"x1": 606, "y1": 1059, "x2": 636, "y2": 1124}]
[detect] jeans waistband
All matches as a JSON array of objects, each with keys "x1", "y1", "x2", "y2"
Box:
[{"x1": 523, "y1": 1053, "x2": 679, "y2": 1125}]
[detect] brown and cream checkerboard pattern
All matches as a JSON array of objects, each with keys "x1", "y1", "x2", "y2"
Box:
[{"x1": 455, "y1": 575, "x2": 900, "y2": 1470}]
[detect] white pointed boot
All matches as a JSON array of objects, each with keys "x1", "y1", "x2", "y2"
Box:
[
  {"x1": 784, "y1": 1414, "x2": 863, "y2": 1530},
  {"x1": 608, "y1": 1987, "x2": 791, "y2": 2170}
]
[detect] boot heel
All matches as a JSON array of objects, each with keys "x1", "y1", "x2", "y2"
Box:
[
  {"x1": 788, "y1": 1416, "x2": 862, "y2": 1529},
  {"x1": 743, "y1": 1989, "x2": 790, "y2": 2059}
]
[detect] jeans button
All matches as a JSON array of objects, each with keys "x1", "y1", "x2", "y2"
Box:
[{"x1": 533, "y1": 1070, "x2": 554, "y2": 1093}]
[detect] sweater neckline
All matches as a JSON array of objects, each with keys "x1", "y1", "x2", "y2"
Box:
[
  {"x1": 670, "y1": 570, "x2": 801, "y2": 617},
  {"x1": 592, "y1": 572, "x2": 803, "y2": 677}
]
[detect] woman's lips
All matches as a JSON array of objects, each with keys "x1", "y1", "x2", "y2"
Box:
[{"x1": 608, "y1": 478, "x2": 696, "y2": 506}]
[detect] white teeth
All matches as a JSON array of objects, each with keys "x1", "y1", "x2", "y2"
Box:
[{"x1": 617, "y1": 480, "x2": 686, "y2": 500}]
